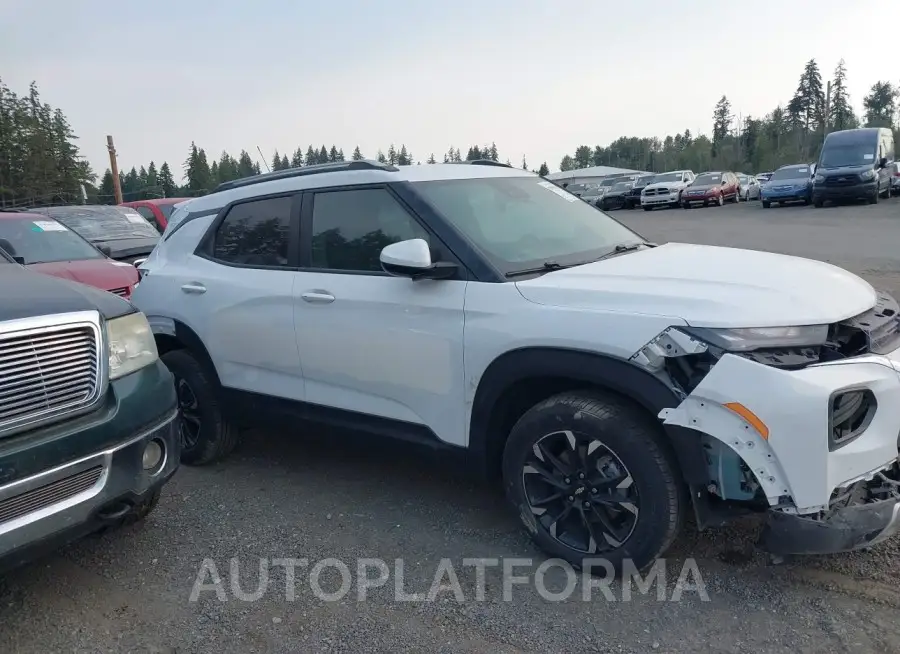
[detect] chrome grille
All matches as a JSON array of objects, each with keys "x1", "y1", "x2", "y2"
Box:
[
  {"x1": 0, "y1": 465, "x2": 103, "y2": 525},
  {"x1": 0, "y1": 316, "x2": 102, "y2": 434}
]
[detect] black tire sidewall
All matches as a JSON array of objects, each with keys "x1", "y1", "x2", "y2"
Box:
[
  {"x1": 502, "y1": 395, "x2": 681, "y2": 572},
  {"x1": 162, "y1": 350, "x2": 229, "y2": 465}
]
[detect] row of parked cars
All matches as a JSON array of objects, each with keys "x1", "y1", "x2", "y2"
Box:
[
  {"x1": 3, "y1": 156, "x2": 900, "y2": 578},
  {"x1": 566, "y1": 127, "x2": 900, "y2": 212}
]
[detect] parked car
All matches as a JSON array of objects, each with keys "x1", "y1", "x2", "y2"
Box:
[
  {"x1": 812, "y1": 127, "x2": 894, "y2": 207},
  {"x1": 577, "y1": 185, "x2": 605, "y2": 206},
  {"x1": 736, "y1": 173, "x2": 761, "y2": 201},
  {"x1": 680, "y1": 171, "x2": 740, "y2": 207},
  {"x1": 0, "y1": 211, "x2": 140, "y2": 299},
  {"x1": 27, "y1": 205, "x2": 160, "y2": 264},
  {"x1": 0, "y1": 247, "x2": 179, "y2": 572},
  {"x1": 131, "y1": 159, "x2": 900, "y2": 574},
  {"x1": 120, "y1": 198, "x2": 191, "y2": 233},
  {"x1": 641, "y1": 170, "x2": 695, "y2": 210},
  {"x1": 760, "y1": 164, "x2": 813, "y2": 208},
  {"x1": 890, "y1": 162, "x2": 900, "y2": 196},
  {"x1": 756, "y1": 172, "x2": 773, "y2": 183},
  {"x1": 625, "y1": 174, "x2": 656, "y2": 209},
  {"x1": 598, "y1": 180, "x2": 634, "y2": 210}
]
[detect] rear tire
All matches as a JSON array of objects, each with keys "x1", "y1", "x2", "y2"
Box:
[
  {"x1": 502, "y1": 391, "x2": 684, "y2": 575},
  {"x1": 813, "y1": 199, "x2": 824, "y2": 208},
  {"x1": 162, "y1": 349, "x2": 240, "y2": 466},
  {"x1": 762, "y1": 200, "x2": 771, "y2": 208}
]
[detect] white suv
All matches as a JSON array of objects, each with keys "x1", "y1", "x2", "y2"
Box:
[
  {"x1": 133, "y1": 160, "x2": 900, "y2": 572},
  {"x1": 640, "y1": 170, "x2": 695, "y2": 210}
]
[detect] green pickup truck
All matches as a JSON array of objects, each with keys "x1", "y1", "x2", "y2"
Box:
[{"x1": 0, "y1": 247, "x2": 179, "y2": 571}]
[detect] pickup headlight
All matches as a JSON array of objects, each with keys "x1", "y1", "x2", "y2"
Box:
[
  {"x1": 679, "y1": 324, "x2": 829, "y2": 352},
  {"x1": 107, "y1": 312, "x2": 158, "y2": 380},
  {"x1": 860, "y1": 168, "x2": 876, "y2": 181},
  {"x1": 815, "y1": 174, "x2": 825, "y2": 183}
]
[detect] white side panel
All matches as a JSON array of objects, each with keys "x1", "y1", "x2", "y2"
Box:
[{"x1": 293, "y1": 273, "x2": 467, "y2": 445}]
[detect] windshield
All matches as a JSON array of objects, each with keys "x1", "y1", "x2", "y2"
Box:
[
  {"x1": 650, "y1": 172, "x2": 683, "y2": 184},
  {"x1": 771, "y1": 166, "x2": 809, "y2": 181},
  {"x1": 412, "y1": 177, "x2": 640, "y2": 271},
  {"x1": 737, "y1": 175, "x2": 749, "y2": 183},
  {"x1": 580, "y1": 185, "x2": 604, "y2": 198},
  {"x1": 599, "y1": 178, "x2": 622, "y2": 187},
  {"x1": 693, "y1": 173, "x2": 722, "y2": 185},
  {"x1": 633, "y1": 175, "x2": 655, "y2": 188},
  {"x1": 0, "y1": 216, "x2": 103, "y2": 264},
  {"x1": 611, "y1": 182, "x2": 632, "y2": 191},
  {"x1": 38, "y1": 206, "x2": 159, "y2": 242},
  {"x1": 819, "y1": 143, "x2": 876, "y2": 168},
  {"x1": 566, "y1": 184, "x2": 588, "y2": 194}
]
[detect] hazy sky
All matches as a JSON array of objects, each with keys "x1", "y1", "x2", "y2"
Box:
[{"x1": 1, "y1": 0, "x2": 896, "y2": 181}]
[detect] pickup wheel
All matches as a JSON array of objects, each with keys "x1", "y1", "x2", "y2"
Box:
[
  {"x1": 162, "y1": 349, "x2": 240, "y2": 466},
  {"x1": 502, "y1": 391, "x2": 684, "y2": 575}
]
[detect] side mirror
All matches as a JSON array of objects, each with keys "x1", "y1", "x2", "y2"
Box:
[
  {"x1": 12, "y1": 256, "x2": 25, "y2": 265},
  {"x1": 98, "y1": 245, "x2": 112, "y2": 257},
  {"x1": 879, "y1": 157, "x2": 888, "y2": 169},
  {"x1": 133, "y1": 257, "x2": 148, "y2": 268},
  {"x1": 380, "y1": 239, "x2": 456, "y2": 280}
]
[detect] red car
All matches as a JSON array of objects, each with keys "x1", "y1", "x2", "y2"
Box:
[
  {"x1": 120, "y1": 197, "x2": 190, "y2": 232},
  {"x1": 0, "y1": 211, "x2": 139, "y2": 298},
  {"x1": 680, "y1": 171, "x2": 741, "y2": 208}
]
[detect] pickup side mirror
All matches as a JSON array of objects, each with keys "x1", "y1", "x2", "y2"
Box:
[
  {"x1": 380, "y1": 239, "x2": 456, "y2": 280},
  {"x1": 13, "y1": 255, "x2": 25, "y2": 265}
]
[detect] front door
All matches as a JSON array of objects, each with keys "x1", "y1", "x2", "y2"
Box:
[{"x1": 293, "y1": 186, "x2": 467, "y2": 446}]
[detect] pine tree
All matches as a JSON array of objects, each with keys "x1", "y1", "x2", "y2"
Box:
[
  {"x1": 376, "y1": 150, "x2": 387, "y2": 163},
  {"x1": 337, "y1": 148, "x2": 345, "y2": 162},
  {"x1": 537, "y1": 162, "x2": 549, "y2": 176},
  {"x1": 291, "y1": 147, "x2": 304, "y2": 167},
  {"x1": 387, "y1": 144, "x2": 397, "y2": 165},
  {"x1": 828, "y1": 59, "x2": 857, "y2": 132},
  {"x1": 146, "y1": 161, "x2": 158, "y2": 189},
  {"x1": 521, "y1": 155, "x2": 527, "y2": 170},
  {"x1": 99, "y1": 169, "x2": 116, "y2": 204},
  {"x1": 488, "y1": 142, "x2": 499, "y2": 161},
  {"x1": 427, "y1": 153, "x2": 436, "y2": 164},
  {"x1": 271, "y1": 149, "x2": 283, "y2": 171},
  {"x1": 351, "y1": 146, "x2": 363, "y2": 160},
  {"x1": 318, "y1": 145, "x2": 329, "y2": 164},
  {"x1": 711, "y1": 95, "x2": 733, "y2": 157},
  {"x1": 237, "y1": 150, "x2": 257, "y2": 178},
  {"x1": 398, "y1": 144, "x2": 410, "y2": 165},
  {"x1": 789, "y1": 59, "x2": 826, "y2": 132},
  {"x1": 158, "y1": 162, "x2": 176, "y2": 197},
  {"x1": 281, "y1": 154, "x2": 289, "y2": 169},
  {"x1": 306, "y1": 145, "x2": 317, "y2": 166}
]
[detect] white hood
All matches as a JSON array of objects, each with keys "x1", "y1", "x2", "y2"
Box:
[
  {"x1": 644, "y1": 180, "x2": 687, "y2": 190},
  {"x1": 515, "y1": 243, "x2": 876, "y2": 328}
]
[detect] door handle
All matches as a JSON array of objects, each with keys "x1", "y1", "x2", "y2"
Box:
[
  {"x1": 181, "y1": 282, "x2": 207, "y2": 294},
  {"x1": 301, "y1": 291, "x2": 335, "y2": 304}
]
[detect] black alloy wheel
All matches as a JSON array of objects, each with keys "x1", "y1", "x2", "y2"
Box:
[
  {"x1": 177, "y1": 378, "x2": 202, "y2": 450},
  {"x1": 522, "y1": 430, "x2": 639, "y2": 554}
]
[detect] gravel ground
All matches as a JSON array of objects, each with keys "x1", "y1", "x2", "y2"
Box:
[{"x1": 2, "y1": 197, "x2": 900, "y2": 653}]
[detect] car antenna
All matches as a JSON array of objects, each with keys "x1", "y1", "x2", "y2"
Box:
[{"x1": 256, "y1": 146, "x2": 271, "y2": 173}]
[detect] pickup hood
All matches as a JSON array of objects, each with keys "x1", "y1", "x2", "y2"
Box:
[
  {"x1": 515, "y1": 243, "x2": 876, "y2": 328},
  {"x1": 644, "y1": 180, "x2": 686, "y2": 191},
  {"x1": 29, "y1": 258, "x2": 138, "y2": 292},
  {"x1": 0, "y1": 262, "x2": 134, "y2": 322}
]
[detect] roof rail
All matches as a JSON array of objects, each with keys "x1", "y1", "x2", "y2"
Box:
[
  {"x1": 213, "y1": 160, "x2": 399, "y2": 193},
  {"x1": 460, "y1": 159, "x2": 513, "y2": 168}
]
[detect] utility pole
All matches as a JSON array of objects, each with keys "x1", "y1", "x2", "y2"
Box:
[{"x1": 106, "y1": 135, "x2": 123, "y2": 204}]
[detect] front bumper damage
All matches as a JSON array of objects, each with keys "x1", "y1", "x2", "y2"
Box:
[{"x1": 636, "y1": 298, "x2": 900, "y2": 556}]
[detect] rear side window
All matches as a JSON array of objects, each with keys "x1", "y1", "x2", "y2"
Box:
[{"x1": 212, "y1": 196, "x2": 293, "y2": 267}]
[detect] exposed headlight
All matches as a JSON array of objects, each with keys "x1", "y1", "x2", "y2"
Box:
[
  {"x1": 107, "y1": 312, "x2": 158, "y2": 380},
  {"x1": 678, "y1": 324, "x2": 829, "y2": 352},
  {"x1": 815, "y1": 174, "x2": 825, "y2": 183},
  {"x1": 860, "y1": 168, "x2": 876, "y2": 181}
]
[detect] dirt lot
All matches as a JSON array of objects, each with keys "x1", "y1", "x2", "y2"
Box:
[{"x1": 2, "y1": 198, "x2": 900, "y2": 654}]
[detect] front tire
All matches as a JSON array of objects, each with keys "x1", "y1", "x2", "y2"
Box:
[
  {"x1": 716, "y1": 193, "x2": 724, "y2": 206},
  {"x1": 762, "y1": 200, "x2": 771, "y2": 208},
  {"x1": 502, "y1": 391, "x2": 684, "y2": 574},
  {"x1": 162, "y1": 349, "x2": 240, "y2": 466}
]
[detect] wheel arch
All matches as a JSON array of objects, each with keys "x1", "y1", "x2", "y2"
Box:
[
  {"x1": 468, "y1": 347, "x2": 707, "y2": 487},
  {"x1": 149, "y1": 315, "x2": 221, "y2": 385}
]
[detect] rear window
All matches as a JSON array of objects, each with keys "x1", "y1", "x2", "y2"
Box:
[{"x1": 37, "y1": 206, "x2": 159, "y2": 241}]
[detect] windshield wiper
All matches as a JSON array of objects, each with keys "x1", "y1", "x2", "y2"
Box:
[
  {"x1": 592, "y1": 241, "x2": 652, "y2": 262},
  {"x1": 505, "y1": 261, "x2": 570, "y2": 278}
]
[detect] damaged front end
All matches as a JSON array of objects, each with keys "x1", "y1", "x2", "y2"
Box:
[{"x1": 631, "y1": 290, "x2": 900, "y2": 553}]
